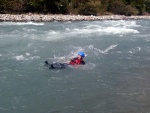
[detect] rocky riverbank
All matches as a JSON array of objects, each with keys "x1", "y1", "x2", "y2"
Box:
[{"x1": 0, "y1": 14, "x2": 150, "y2": 22}]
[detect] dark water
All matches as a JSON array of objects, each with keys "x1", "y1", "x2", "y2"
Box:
[{"x1": 0, "y1": 20, "x2": 150, "y2": 113}]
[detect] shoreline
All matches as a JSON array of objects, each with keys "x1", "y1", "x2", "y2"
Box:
[{"x1": 0, "y1": 14, "x2": 150, "y2": 22}]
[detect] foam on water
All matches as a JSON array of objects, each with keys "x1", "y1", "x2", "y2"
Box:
[
  {"x1": 0, "y1": 22, "x2": 44, "y2": 26},
  {"x1": 41, "y1": 27, "x2": 115, "y2": 41},
  {"x1": 29, "y1": 30, "x2": 63, "y2": 41},
  {"x1": 53, "y1": 55, "x2": 68, "y2": 63},
  {"x1": 76, "y1": 21, "x2": 138, "y2": 35},
  {"x1": 25, "y1": 52, "x2": 30, "y2": 56},
  {"x1": 22, "y1": 28, "x2": 37, "y2": 32},
  {"x1": 68, "y1": 26, "x2": 139, "y2": 36},
  {"x1": 144, "y1": 38, "x2": 150, "y2": 42},
  {"x1": 46, "y1": 46, "x2": 86, "y2": 65},
  {"x1": 61, "y1": 44, "x2": 118, "y2": 59},
  {"x1": 128, "y1": 47, "x2": 142, "y2": 54},
  {"x1": 18, "y1": 20, "x2": 140, "y2": 42},
  {"x1": 88, "y1": 44, "x2": 118, "y2": 54},
  {"x1": 14, "y1": 54, "x2": 40, "y2": 61},
  {"x1": 104, "y1": 44, "x2": 118, "y2": 53},
  {"x1": 77, "y1": 63, "x2": 96, "y2": 70},
  {"x1": 15, "y1": 55, "x2": 25, "y2": 61},
  {"x1": 109, "y1": 20, "x2": 141, "y2": 28},
  {"x1": 1, "y1": 20, "x2": 150, "y2": 113},
  {"x1": 46, "y1": 44, "x2": 118, "y2": 70},
  {"x1": 82, "y1": 20, "x2": 140, "y2": 34},
  {"x1": 102, "y1": 27, "x2": 139, "y2": 34},
  {"x1": 47, "y1": 54, "x2": 96, "y2": 70},
  {"x1": 66, "y1": 62, "x2": 96, "y2": 70},
  {"x1": 27, "y1": 43, "x2": 32, "y2": 48}
]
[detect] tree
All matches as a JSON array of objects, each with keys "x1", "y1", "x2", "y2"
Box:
[
  {"x1": 44, "y1": 0, "x2": 60, "y2": 14},
  {"x1": 130, "y1": 0, "x2": 145, "y2": 15},
  {"x1": 25, "y1": 0, "x2": 45, "y2": 13},
  {"x1": 108, "y1": 0, "x2": 126, "y2": 15},
  {"x1": 0, "y1": 0, "x2": 149, "y2": 15},
  {"x1": 145, "y1": 0, "x2": 150, "y2": 13},
  {"x1": 78, "y1": 0, "x2": 101, "y2": 15},
  {"x1": 56, "y1": 0, "x2": 69, "y2": 14},
  {"x1": 124, "y1": 5, "x2": 138, "y2": 16},
  {"x1": 124, "y1": 0, "x2": 132, "y2": 4},
  {"x1": 0, "y1": 0, "x2": 5, "y2": 13},
  {"x1": 0, "y1": 0, "x2": 24, "y2": 13}
]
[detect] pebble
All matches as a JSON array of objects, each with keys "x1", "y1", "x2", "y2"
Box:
[{"x1": 0, "y1": 14, "x2": 150, "y2": 22}]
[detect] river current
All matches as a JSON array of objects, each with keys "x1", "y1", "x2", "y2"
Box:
[{"x1": 0, "y1": 20, "x2": 150, "y2": 113}]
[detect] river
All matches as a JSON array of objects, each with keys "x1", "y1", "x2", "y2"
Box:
[{"x1": 0, "y1": 20, "x2": 150, "y2": 113}]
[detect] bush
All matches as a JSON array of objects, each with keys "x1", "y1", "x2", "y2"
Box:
[
  {"x1": 58, "y1": 0, "x2": 69, "y2": 14},
  {"x1": 12, "y1": 0, "x2": 24, "y2": 13},
  {"x1": 78, "y1": 0, "x2": 101, "y2": 15},
  {"x1": 132, "y1": 0, "x2": 145, "y2": 15},
  {"x1": 108, "y1": 1, "x2": 125, "y2": 15},
  {"x1": 145, "y1": 0, "x2": 150, "y2": 13},
  {"x1": 0, "y1": 0, "x2": 24, "y2": 13},
  {"x1": 124, "y1": 5, "x2": 138, "y2": 16}
]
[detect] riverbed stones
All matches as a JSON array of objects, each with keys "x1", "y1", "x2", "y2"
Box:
[{"x1": 0, "y1": 14, "x2": 150, "y2": 22}]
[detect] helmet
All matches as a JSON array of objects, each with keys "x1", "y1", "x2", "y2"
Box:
[{"x1": 78, "y1": 51, "x2": 85, "y2": 57}]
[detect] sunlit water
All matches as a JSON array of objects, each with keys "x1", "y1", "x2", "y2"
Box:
[{"x1": 0, "y1": 20, "x2": 150, "y2": 113}]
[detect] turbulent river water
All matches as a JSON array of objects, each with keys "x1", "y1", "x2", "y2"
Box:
[{"x1": 0, "y1": 20, "x2": 150, "y2": 113}]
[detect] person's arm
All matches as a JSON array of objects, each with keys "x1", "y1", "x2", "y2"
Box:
[
  {"x1": 81, "y1": 61, "x2": 85, "y2": 65},
  {"x1": 62, "y1": 57, "x2": 77, "y2": 64}
]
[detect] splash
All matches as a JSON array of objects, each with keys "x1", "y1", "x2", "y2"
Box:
[
  {"x1": 128, "y1": 47, "x2": 142, "y2": 54},
  {"x1": 15, "y1": 55, "x2": 25, "y2": 61},
  {"x1": 74, "y1": 62, "x2": 96, "y2": 70},
  {"x1": 104, "y1": 45, "x2": 118, "y2": 53},
  {"x1": 88, "y1": 45, "x2": 118, "y2": 54},
  {"x1": 47, "y1": 44, "x2": 118, "y2": 70}
]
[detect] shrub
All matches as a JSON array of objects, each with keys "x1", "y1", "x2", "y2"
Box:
[
  {"x1": 145, "y1": 0, "x2": 150, "y2": 13},
  {"x1": 0, "y1": 0, "x2": 24, "y2": 13},
  {"x1": 78, "y1": 0, "x2": 101, "y2": 15},
  {"x1": 124, "y1": 5, "x2": 138, "y2": 16},
  {"x1": 108, "y1": 1, "x2": 125, "y2": 15}
]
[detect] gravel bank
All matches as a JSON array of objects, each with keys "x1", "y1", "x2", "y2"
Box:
[{"x1": 0, "y1": 14, "x2": 150, "y2": 22}]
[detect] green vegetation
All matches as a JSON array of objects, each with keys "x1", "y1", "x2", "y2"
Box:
[{"x1": 0, "y1": 0, "x2": 150, "y2": 15}]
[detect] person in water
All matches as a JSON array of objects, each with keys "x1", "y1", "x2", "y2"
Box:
[
  {"x1": 45, "y1": 51, "x2": 85, "y2": 69},
  {"x1": 69, "y1": 51, "x2": 85, "y2": 65}
]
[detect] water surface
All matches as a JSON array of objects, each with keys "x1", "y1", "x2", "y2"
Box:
[{"x1": 0, "y1": 20, "x2": 150, "y2": 113}]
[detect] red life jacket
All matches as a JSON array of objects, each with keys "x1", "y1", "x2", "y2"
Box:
[{"x1": 69, "y1": 57, "x2": 85, "y2": 65}]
